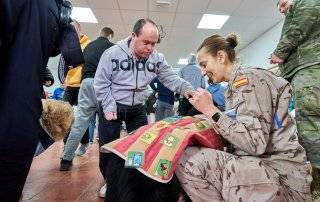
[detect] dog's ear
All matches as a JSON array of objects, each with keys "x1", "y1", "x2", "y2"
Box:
[
  {"x1": 41, "y1": 99, "x2": 50, "y2": 114},
  {"x1": 40, "y1": 99, "x2": 74, "y2": 141}
]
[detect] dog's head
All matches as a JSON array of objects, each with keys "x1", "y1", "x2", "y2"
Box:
[{"x1": 40, "y1": 99, "x2": 74, "y2": 141}]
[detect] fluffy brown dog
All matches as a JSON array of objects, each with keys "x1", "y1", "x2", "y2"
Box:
[{"x1": 40, "y1": 99, "x2": 74, "y2": 141}]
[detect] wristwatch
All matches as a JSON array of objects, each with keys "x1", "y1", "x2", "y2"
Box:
[{"x1": 211, "y1": 112, "x2": 221, "y2": 122}]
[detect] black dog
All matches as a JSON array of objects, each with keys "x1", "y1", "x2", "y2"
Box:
[{"x1": 105, "y1": 154, "x2": 191, "y2": 202}]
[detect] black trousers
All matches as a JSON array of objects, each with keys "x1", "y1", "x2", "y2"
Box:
[
  {"x1": 97, "y1": 103, "x2": 147, "y2": 197},
  {"x1": 0, "y1": 0, "x2": 60, "y2": 201},
  {"x1": 63, "y1": 86, "x2": 89, "y2": 145}
]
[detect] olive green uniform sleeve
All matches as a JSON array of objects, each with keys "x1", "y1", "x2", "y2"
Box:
[{"x1": 273, "y1": 1, "x2": 320, "y2": 60}]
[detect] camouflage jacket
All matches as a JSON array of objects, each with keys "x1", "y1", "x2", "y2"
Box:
[
  {"x1": 212, "y1": 67, "x2": 311, "y2": 193},
  {"x1": 274, "y1": 0, "x2": 320, "y2": 79}
]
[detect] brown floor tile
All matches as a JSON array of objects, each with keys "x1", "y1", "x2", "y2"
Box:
[{"x1": 22, "y1": 142, "x2": 104, "y2": 201}]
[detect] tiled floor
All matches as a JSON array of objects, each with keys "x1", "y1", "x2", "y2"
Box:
[{"x1": 22, "y1": 142, "x2": 105, "y2": 202}]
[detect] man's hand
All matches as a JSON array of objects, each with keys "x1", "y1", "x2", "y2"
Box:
[
  {"x1": 188, "y1": 88, "x2": 219, "y2": 117},
  {"x1": 270, "y1": 53, "x2": 284, "y2": 64},
  {"x1": 105, "y1": 112, "x2": 117, "y2": 121}
]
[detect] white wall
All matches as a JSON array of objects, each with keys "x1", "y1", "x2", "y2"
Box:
[{"x1": 239, "y1": 20, "x2": 284, "y2": 69}]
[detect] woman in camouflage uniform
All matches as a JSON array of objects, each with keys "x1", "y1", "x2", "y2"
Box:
[{"x1": 176, "y1": 34, "x2": 312, "y2": 201}]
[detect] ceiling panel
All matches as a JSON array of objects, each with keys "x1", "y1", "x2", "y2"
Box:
[
  {"x1": 148, "y1": 0, "x2": 179, "y2": 12},
  {"x1": 66, "y1": 0, "x2": 283, "y2": 71},
  {"x1": 118, "y1": 0, "x2": 148, "y2": 10},
  {"x1": 172, "y1": 13, "x2": 202, "y2": 27},
  {"x1": 171, "y1": 27, "x2": 197, "y2": 37},
  {"x1": 121, "y1": 10, "x2": 148, "y2": 24},
  {"x1": 177, "y1": 0, "x2": 211, "y2": 13},
  {"x1": 206, "y1": 0, "x2": 243, "y2": 14},
  {"x1": 93, "y1": 9, "x2": 123, "y2": 24},
  {"x1": 87, "y1": 0, "x2": 119, "y2": 9},
  {"x1": 233, "y1": 0, "x2": 282, "y2": 19},
  {"x1": 149, "y1": 12, "x2": 175, "y2": 27},
  {"x1": 222, "y1": 17, "x2": 255, "y2": 32},
  {"x1": 70, "y1": 0, "x2": 89, "y2": 7}
]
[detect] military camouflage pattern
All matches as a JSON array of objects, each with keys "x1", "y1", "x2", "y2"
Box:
[
  {"x1": 292, "y1": 65, "x2": 320, "y2": 169},
  {"x1": 273, "y1": 0, "x2": 320, "y2": 79},
  {"x1": 176, "y1": 67, "x2": 312, "y2": 201}
]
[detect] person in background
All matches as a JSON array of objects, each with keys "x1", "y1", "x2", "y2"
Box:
[
  {"x1": 42, "y1": 67, "x2": 55, "y2": 88},
  {"x1": 60, "y1": 27, "x2": 114, "y2": 177},
  {"x1": 178, "y1": 53, "x2": 206, "y2": 116},
  {"x1": 150, "y1": 77, "x2": 175, "y2": 121},
  {"x1": 52, "y1": 84, "x2": 65, "y2": 100},
  {"x1": 62, "y1": 20, "x2": 91, "y2": 156},
  {"x1": 270, "y1": 0, "x2": 320, "y2": 190},
  {"x1": 41, "y1": 67, "x2": 55, "y2": 99},
  {"x1": 176, "y1": 33, "x2": 312, "y2": 201}
]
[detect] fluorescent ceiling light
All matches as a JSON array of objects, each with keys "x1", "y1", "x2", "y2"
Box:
[
  {"x1": 71, "y1": 7, "x2": 98, "y2": 23},
  {"x1": 178, "y1": 58, "x2": 188, "y2": 65},
  {"x1": 197, "y1": 14, "x2": 229, "y2": 29}
]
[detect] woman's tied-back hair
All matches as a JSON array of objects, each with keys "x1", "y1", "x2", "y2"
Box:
[{"x1": 197, "y1": 33, "x2": 239, "y2": 63}]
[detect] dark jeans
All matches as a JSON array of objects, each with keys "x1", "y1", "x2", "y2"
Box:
[
  {"x1": 97, "y1": 103, "x2": 147, "y2": 195},
  {"x1": 63, "y1": 86, "x2": 79, "y2": 106},
  {"x1": 63, "y1": 86, "x2": 89, "y2": 145}
]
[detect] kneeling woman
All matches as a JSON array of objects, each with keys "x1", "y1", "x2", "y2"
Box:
[{"x1": 176, "y1": 34, "x2": 312, "y2": 201}]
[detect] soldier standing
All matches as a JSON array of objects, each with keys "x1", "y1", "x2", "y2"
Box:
[
  {"x1": 176, "y1": 33, "x2": 312, "y2": 201},
  {"x1": 270, "y1": 0, "x2": 320, "y2": 187}
]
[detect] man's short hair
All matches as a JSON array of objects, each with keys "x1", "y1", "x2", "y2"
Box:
[
  {"x1": 100, "y1": 27, "x2": 114, "y2": 38},
  {"x1": 132, "y1": 19, "x2": 158, "y2": 36}
]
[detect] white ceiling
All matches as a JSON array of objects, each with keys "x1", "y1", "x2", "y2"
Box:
[{"x1": 71, "y1": 0, "x2": 283, "y2": 68}]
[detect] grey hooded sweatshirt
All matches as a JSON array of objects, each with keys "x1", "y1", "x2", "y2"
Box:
[{"x1": 94, "y1": 37, "x2": 193, "y2": 114}]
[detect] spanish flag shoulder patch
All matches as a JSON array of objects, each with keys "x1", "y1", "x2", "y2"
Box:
[{"x1": 233, "y1": 76, "x2": 249, "y2": 88}]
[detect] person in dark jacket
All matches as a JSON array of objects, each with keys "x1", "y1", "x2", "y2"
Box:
[
  {"x1": 60, "y1": 27, "x2": 114, "y2": 173},
  {"x1": 41, "y1": 67, "x2": 55, "y2": 98},
  {"x1": 42, "y1": 67, "x2": 55, "y2": 87},
  {"x1": 150, "y1": 77, "x2": 175, "y2": 121},
  {"x1": 0, "y1": 0, "x2": 63, "y2": 200}
]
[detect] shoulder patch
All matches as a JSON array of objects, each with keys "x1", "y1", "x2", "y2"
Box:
[{"x1": 233, "y1": 76, "x2": 249, "y2": 88}]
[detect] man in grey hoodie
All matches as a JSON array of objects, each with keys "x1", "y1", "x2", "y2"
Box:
[{"x1": 94, "y1": 19, "x2": 194, "y2": 198}]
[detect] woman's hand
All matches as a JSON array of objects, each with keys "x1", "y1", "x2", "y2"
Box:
[{"x1": 188, "y1": 88, "x2": 219, "y2": 117}]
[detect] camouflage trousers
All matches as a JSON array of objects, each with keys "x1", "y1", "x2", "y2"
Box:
[
  {"x1": 176, "y1": 147, "x2": 310, "y2": 202},
  {"x1": 292, "y1": 66, "x2": 320, "y2": 169}
]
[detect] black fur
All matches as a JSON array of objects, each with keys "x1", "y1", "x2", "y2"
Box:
[{"x1": 104, "y1": 154, "x2": 191, "y2": 202}]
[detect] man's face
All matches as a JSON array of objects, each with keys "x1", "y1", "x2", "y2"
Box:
[
  {"x1": 278, "y1": 0, "x2": 292, "y2": 14},
  {"x1": 131, "y1": 23, "x2": 159, "y2": 60}
]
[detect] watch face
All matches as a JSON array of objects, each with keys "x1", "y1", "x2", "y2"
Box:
[{"x1": 212, "y1": 112, "x2": 221, "y2": 122}]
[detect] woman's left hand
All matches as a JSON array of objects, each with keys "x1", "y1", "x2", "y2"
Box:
[{"x1": 188, "y1": 88, "x2": 219, "y2": 117}]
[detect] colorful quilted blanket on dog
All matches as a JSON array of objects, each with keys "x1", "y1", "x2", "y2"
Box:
[{"x1": 101, "y1": 116, "x2": 224, "y2": 183}]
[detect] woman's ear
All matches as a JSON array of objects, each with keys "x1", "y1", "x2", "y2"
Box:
[{"x1": 217, "y1": 50, "x2": 226, "y2": 64}]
